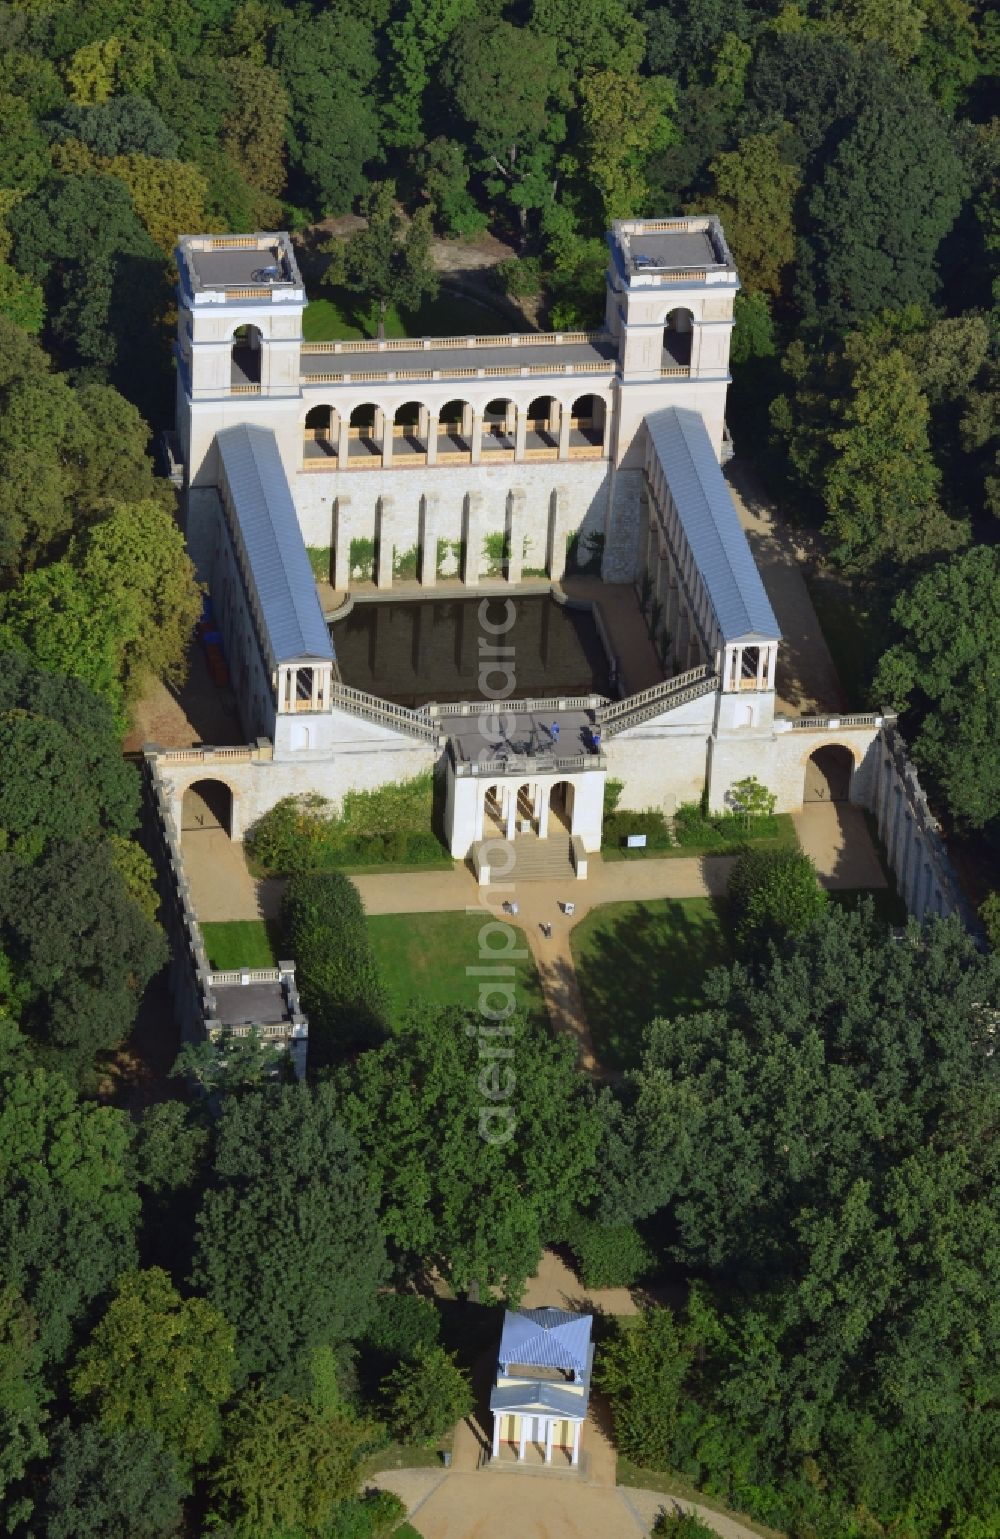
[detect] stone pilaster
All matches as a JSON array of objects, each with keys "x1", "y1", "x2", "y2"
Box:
[{"x1": 376, "y1": 495, "x2": 394, "y2": 587}]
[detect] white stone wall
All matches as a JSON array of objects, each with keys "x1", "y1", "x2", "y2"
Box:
[
  {"x1": 161, "y1": 737, "x2": 438, "y2": 842},
  {"x1": 291, "y1": 459, "x2": 613, "y2": 582}
]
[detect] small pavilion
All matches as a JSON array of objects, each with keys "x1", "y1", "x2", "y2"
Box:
[{"x1": 489, "y1": 1307, "x2": 593, "y2": 1468}]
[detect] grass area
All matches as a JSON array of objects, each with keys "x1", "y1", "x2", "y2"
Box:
[
  {"x1": 571, "y1": 898, "x2": 731, "y2": 1071},
  {"x1": 617, "y1": 1460, "x2": 786, "y2": 1539},
  {"x1": 367, "y1": 911, "x2": 547, "y2": 1028},
  {"x1": 363, "y1": 1441, "x2": 449, "y2": 1475},
  {"x1": 201, "y1": 920, "x2": 277, "y2": 970},
  {"x1": 602, "y1": 813, "x2": 799, "y2": 861},
  {"x1": 807, "y1": 572, "x2": 891, "y2": 709},
  {"x1": 303, "y1": 286, "x2": 510, "y2": 343}
]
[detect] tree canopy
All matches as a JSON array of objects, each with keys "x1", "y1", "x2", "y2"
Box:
[
  {"x1": 334, "y1": 1003, "x2": 602, "y2": 1296},
  {"x1": 191, "y1": 1083, "x2": 387, "y2": 1391}
]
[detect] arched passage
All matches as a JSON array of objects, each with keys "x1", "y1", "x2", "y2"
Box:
[
  {"x1": 181, "y1": 779, "x2": 234, "y2": 838},
  {"x1": 482, "y1": 398, "x2": 516, "y2": 455},
  {"x1": 437, "y1": 399, "x2": 473, "y2": 459},
  {"x1": 526, "y1": 395, "x2": 559, "y2": 452},
  {"x1": 304, "y1": 404, "x2": 337, "y2": 462},
  {"x1": 231, "y1": 324, "x2": 263, "y2": 386},
  {"x1": 663, "y1": 309, "x2": 693, "y2": 368},
  {"x1": 805, "y1": 744, "x2": 855, "y2": 803},
  {"x1": 349, "y1": 402, "x2": 381, "y2": 462},
  {"x1": 550, "y1": 780, "x2": 575, "y2": 833},
  {"x1": 393, "y1": 400, "x2": 427, "y2": 458},
  {"x1": 570, "y1": 394, "x2": 605, "y2": 452}
]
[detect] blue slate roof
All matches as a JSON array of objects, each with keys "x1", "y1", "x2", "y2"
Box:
[
  {"x1": 498, "y1": 1308, "x2": 592, "y2": 1374},
  {"x1": 645, "y1": 407, "x2": 781, "y2": 644},
  {"x1": 216, "y1": 424, "x2": 334, "y2": 666}
]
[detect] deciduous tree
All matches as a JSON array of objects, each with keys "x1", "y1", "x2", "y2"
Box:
[
  {"x1": 191, "y1": 1084, "x2": 387, "y2": 1390},
  {"x1": 42, "y1": 1420, "x2": 186, "y2": 1539},
  {"x1": 706, "y1": 131, "x2": 800, "y2": 297},
  {"x1": 327, "y1": 182, "x2": 438, "y2": 339},
  {"x1": 873, "y1": 546, "x2": 1000, "y2": 830},
  {"x1": 210, "y1": 1388, "x2": 373, "y2": 1538},
  {"x1": 381, "y1": 1345, "x2": 473, "y2": 1444},
  {"x1": 71, "y1": 1268, "x2": 235, "y2": 1470},
  {"x1": 334, "y1": 1004, "x2": 601, "y2": 1297}
]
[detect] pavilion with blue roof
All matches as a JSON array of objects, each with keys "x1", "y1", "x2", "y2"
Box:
[{"x1": 489, "y1": 1307, "x2": 594, "y2": 1467}]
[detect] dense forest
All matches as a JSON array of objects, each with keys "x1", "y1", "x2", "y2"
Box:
[{"x1": 0, "y1": 1, "x2": 999, "y2": 1536}]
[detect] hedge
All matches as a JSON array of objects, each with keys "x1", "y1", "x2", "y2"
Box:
[
  {"x1": 603, "y1": 808, "x2": 672, "y2": 850},
  {"x1": 281, "y1": 871, "x2": 389, "y2": 1066}
]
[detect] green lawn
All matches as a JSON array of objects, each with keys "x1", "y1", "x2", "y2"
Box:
[
  {"x1": 602, "y1": 813, "x2": 799, "y2": 861},
  {"x1": 303, "y1": 286, "x2": 511, "y2": 343},
  {"x1": 201, "y1": 920, "x2": 277, "y2": 970},
  {"x1": 572, "y1": 898, "x2": 731, "y2": 1071},
  {"x1": 367, "y1": 911, "x2": 547, "y2": 1027}
]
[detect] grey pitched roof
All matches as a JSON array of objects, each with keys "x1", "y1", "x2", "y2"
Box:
[
  {"x1": 489, "y1": 1381, "x2": 588, "y2": 1420},
  {"x1": 645, "y1": 407, "x2": 781, "y2": 645},
  {"x1": 216, "y1": 424, "x2": 334, "y2": 666},
  {"x1": 498, "y1": 1308, "x2": 592, "y2": 1374}
]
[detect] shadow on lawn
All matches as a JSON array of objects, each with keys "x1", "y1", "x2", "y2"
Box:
[{"x1": 573, "y1": 900, "x2": 732, "y2": 1073}]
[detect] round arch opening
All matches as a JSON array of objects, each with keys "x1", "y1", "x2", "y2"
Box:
[
  {"x1": 181, "y1": 779, "x2": 235, "y2": 838},
  {"x1": 526, "y1": 395, "x2": 559, "y2": 449},
  {"x1": 304, "y1": 403, "x2": 336, "y2": 461},
  {"x1": 482, "y1": 398, "x2": 516, "y2": 450},
  {"x1": 231, "y1": 324, "x2": 263, "y2": 386},
  {"x1": 570, "y1": 394, "x2": 605, "y2": 450},
  {"x1": 663, "y1": 309, "x2": 693, "y2": 368},
  {"x1": 805, "y1": 744, "x2": 855, "y2": 803}
]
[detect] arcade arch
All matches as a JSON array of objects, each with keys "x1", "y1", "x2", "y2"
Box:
[
  {"x1": 663, "y1": 308, "x2": 694, "y2": 368},
  {"x1": 526, "y1": 395, "x2": 559, "y2": 452},
  {"x1": 438, "y1": 398, "x2": 473, "y2": 459},
  {"x1": 482, "y1": 398, "x2": 516, "y2": 455},
  {"x1": 304, "y1": 403, "x2": 337, "y2": 462},
  {"x1": 348, "y1": 402, "x2": 381, "y2": 462},
  {"x1": 569, "y1": 394, "x2": 606, "y2": 452},
  {"x1": 393, "y1": 399, "x2": 428, "y2": 458}
]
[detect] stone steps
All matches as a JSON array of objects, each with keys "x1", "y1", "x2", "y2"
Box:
[{"x1": 476, "y1": 833, "x2": 576, "y2": 884}]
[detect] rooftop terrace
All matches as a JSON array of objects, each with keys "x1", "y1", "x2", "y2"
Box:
[
  {"x1": 299, "y1": 332, "x2": 619, "y2": 385},
  {"x1": 178, "y1": 233, "x2": 304, "y2": 301},
  {"x1": 610, "y1": 216, "x2": 736, "y2": 283}
]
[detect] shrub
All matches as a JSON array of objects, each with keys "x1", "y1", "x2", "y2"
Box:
[
  {"x1": 652, "y1": 1509, "x2": 718, "y2": 1538},
  {"x1": 564, "y1": 1217, "x2": 654, "y2": 1289},
  {"x1": 494, "y1": 256, "x2": 544, "y2": 298},
  {"x1": 381, "y1": 1345, "x2": 473, "y2": 1445},
  {"x1": 245, "y1": 777, "x2": 445, "y2": 876},
  {"x1": 980, "y1": 892, "x2": 1000, "y2": 952},
  {"x1": 281, "y1": 871, "x2": 389, "y2": 1062},
  {"x1": 727, "y1": 847, "x2": 827, "y2": 953},
  {"x1": 673, "y1": 801, "x2": 783, "y2": 850},
  {"x1": 365, "y1": 1294, "x2": 440, "y2": 1363},
  {"x1": 603, "y1": 809, "x2": 672, "y2": 850},
  {"x1": 330, "y1": 1490, "x2": 408, "y2": 1539}
]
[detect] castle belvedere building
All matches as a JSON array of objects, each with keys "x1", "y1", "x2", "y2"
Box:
[{"x1": 155, "y1": 218, "x2": 960, "y2": 919}]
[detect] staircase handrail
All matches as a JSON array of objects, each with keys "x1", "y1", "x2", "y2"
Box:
[
  {"x1": 331, "y1": 683, "x2": 441, "y2": 742},
  {"x1": 598, "y1": 670, "x2": 717, "y2": 736},
  {"x1": 597, "y1": 664, "x2": 714, "y2": 726}
]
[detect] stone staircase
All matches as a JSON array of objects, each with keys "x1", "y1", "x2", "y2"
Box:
[{"x1": 475, "y1": 833, "x2": 577, "y2": 884}]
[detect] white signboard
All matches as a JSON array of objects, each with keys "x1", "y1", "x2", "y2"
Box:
[{"x1": 626, "y1": 834, "x2": 648, "y2": 849}]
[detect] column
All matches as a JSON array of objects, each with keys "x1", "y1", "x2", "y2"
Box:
[
  {"x1": 571, "y1": 1420, "x2": 581, "y2": 1467},
  {"x1": 337, "y1": 413, "x2": 350, "y2": 462},
  {"x1": 376, "y1": 496, "x2": 394, "y2": 587},
  {"x1": 537, "y1": 784, "x2": 550, "y2": 839},
  {"x1": 505, "y1": 786, "x2": 518, "y2": 841},
  {"x1": 766, "y1": 646, "x2": 777, "y2": 690},
  {"x1": 474, "y1": 791, "x2": 486, "y2": 843},
  {"x1": 470, "y1": 407, "x2": 482, "y2": 464},
  {"x1": 419, "y1": 494, "x2": 439, "y2": 587},
  {"x1": 515, "y1": 407, "x2": 527, "y2": 461},
  {"x1": 547, "y1": 487, "x2": 568, "y2": 581},
  {"x1": 462, "y1": 492, "x2": 483, "y2": 586},
  {"x1": 333, "y1": 497, "x2": 351, "y2": 589},
  {"x1": 309, "y1": 668, "x2": 320, "y2": 709},
  {"x1": 756, "y1": 647, "x2": 766, "y2": 689},
  {"x1": 558, "y1": 401, "x2": 571, "y2": 460},
  {"x1": 427, "y1": 411, "x2": 438, "y2": 465},
  {"x1": 507, "y1": 489, "x2": 526, "y2": 583},
  {"x1": 381, "y1": 409, "x2": 394, "y2": 468},
  {"x1": 544, "y1": 1419, "x2": 553, "y2": 1464},
  {"x1": 492, "y1": 1417, "x2": 501, "y2": 1460},
  {"x1": 518, "y1": 1418, "x2": 528, "y2": 1461}
]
